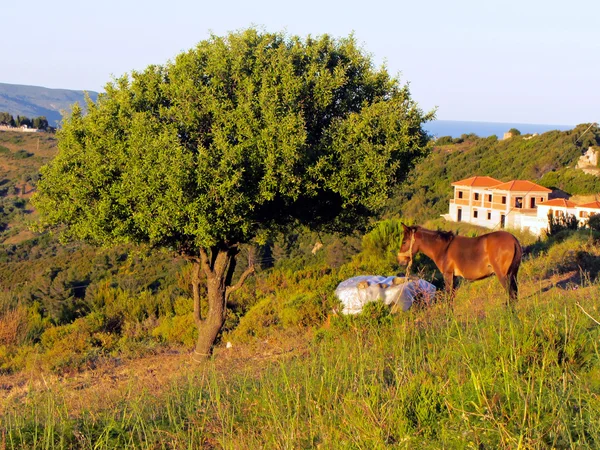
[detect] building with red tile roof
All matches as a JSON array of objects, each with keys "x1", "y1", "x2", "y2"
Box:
[
  {"x1": 491, "y1": 180, "x2": 552, "y2": 193},
  {"x1": 445, "y1": 176, "x2": 599, "y2": 236},
  {"x1": 447, "y1": 176, "x2": 552, "y2": 231},
  {"x1": 451, "y1": 176, "x2": 502, "y2": 188}
]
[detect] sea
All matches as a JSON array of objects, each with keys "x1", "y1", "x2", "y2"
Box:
[{"x1": 425, "y1": 120, "x2": 573, "y2": 138}]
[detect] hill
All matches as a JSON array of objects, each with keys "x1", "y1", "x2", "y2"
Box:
[
  {"x1": 2, "y1": 123, "x2": 600, "y2": 447},
  {"x1": 0, "y1": 82, "x2": 98, "y2": 127},
  {"x1": 389, "y1": 123, "x2": 600, "y2": 223}
]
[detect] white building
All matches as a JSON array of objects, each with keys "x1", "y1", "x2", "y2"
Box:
[
  {"x1": 445, "y1": 176, "x2": 600, "y2": 236},
  {"x1": 447, "y1": 176, "x2": 551, "y2": 232},
  {"x1": 576, "y1": 201, "x2": 600, "y2": 226}
]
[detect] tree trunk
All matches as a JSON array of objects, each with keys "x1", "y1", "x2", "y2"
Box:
[
  {"x1": 190, "y1": 244, "x2": 255, "y2": 361},
  {"x1": 194, "y1": 275, "x2": 226, "y2": 358}
]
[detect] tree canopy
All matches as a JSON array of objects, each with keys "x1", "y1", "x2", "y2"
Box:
[
  {"x1": 33, "y1": 29, "x2": 432, "y2": 356},
  {"x1": 34, "y1": 29, "x2": 431, "y2": 252}
]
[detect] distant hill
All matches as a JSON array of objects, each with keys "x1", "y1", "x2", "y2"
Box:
[{"x1": 0, "y1": 82, "x2": 98, "y2": 127}]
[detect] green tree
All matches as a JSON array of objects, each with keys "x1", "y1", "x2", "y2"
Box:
[
  {"x1": 508, "y1": 128, "x2": 521, "y2": 136},
  {"x1": 33, "y1": 29, "x2": 432, "y2": 358},
  {"x1": 0, "y1": 112, "x2": 14, "y2": 125},
  {"x1": 32, "y1": 116, "x2": 48, "y2": 130},
  {"x1": 16, "y1": 115, "x2": 32, "y2": 127}
]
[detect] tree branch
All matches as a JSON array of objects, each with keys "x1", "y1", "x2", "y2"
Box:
[
  {"x1": 199, "y1": 248, "x2": 215, "y2": 280},
  {"x1": 191, "y1": 261, "x2": 203, "y2": 326},
  {"x1": 226, "y1": 265, "x2": 255, "y2": 302}
]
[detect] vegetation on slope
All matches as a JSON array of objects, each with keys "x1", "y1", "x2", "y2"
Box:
[
  {"x1": 2, "y1": 105, "x2": 600, "y2": 447},
  {"x1": 2, "y1": 229, "x2": 600, "y2": 448},
  {"x1": 388, "y1": 124, "x2": 600, "y2": 223},
  {"x1": 0, "y1": 82, "x2": 99, "y2": 128}
]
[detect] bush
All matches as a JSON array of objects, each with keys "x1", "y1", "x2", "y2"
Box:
[
  {"x1": 229, "y1": 296, "x2": 281, "y2": 343},
  {"x1": 0, "y1": 305, "x2": 30, "y2": 347},
  {"x1": 281, "y1": 292, "x2": 332, "y2": 327},
  {"x1": 435, "y1": 136, "x2": 454, "y2": 146},
  {"x1": 354, "y1": 219, "x2": 410, "y2": 274},
  {"x1": 11, "y1": 149, "x2": 33, "y2": 159},
  {"x1": 152, "y1": 313, "x2": 196, "y2": 347},
  {"x1": 587, "y1": 214, "x2": 600, "y2": 232},
  {"x1": 547, "y1": 211, "x2": 578, "y2": 236}
]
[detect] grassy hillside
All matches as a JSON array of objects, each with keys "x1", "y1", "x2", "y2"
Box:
[
  {"x1": 1, "y1": 230, "x2": 600, "y2": 448},
  {"x1": 0, "y1": 83, "x2": 98, "y2": 127},
  {"x1": 0, "y1": 131, "x2": 58, "y2": 244},
  {"x1": 388, "y1": 123, "x2": 600, "y2": 223},
  {"x1": 2, "y1": 125, "x2": 600, "y2": 447}
]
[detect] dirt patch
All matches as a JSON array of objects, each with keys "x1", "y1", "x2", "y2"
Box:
[
  {"x1": 0, "y1": 334, "x2": 310, "y2": 417},
  {"x1": 2, "y1": 229, "x2": 36, "y2": 245}
]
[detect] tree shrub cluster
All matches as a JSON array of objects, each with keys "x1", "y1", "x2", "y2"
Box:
[
  {"x1": 32, "y1": 29, "x2": 432, "y2": 357},
  {"x1": 0, "y1": 111, "x2": 49, "y2": 130}
]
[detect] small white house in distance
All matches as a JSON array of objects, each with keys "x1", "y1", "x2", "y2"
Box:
[
  {"x1": 576, "y1": 201, "x2": 600, "y2": 226},
  {"x1": 525, "y1": 198, "x2": 580, "y2": 236}
]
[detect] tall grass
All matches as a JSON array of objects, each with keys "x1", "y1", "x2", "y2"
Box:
[
  {"x1": 3, "y1": 228, "x2": 600, "y2": 448},
  {"x1": 2, "y1": 283, "x2": 599, "y2": 449}
]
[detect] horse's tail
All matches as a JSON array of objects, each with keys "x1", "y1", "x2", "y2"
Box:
[{"x1": 508, "y1": 238, "x2": 522, "y2": 300}]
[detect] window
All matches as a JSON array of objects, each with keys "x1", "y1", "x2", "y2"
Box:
[
  {"x1": 487, "y1": 194, "x2": 492, "y2": 202},
  {"x1": 501, "y1": 196, "x2": 507, "y2": 205},
  {"x1": 474, "y1": 193, "x2": 480, "y2": 201},
  {"x1": 530, "y1": 197, "x2": 537, "y2": 208},
  {"x1": 473, "y1": 210, "x2": 478, "y2": 218},
  {"x1": 458, "y1": 191, "x2": 463, "y2": 199},
  {"x1": 515, "y1": 197, "x2": 523, "y2": 208},
  {"x1": 580, "y1": 211, "x2": 588, "y2": 218},
  {"x1": 487, "y1": 211, "x2": 491, "y2": 220}
]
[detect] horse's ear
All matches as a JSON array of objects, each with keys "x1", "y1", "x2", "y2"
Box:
[{"x1": 401, "y1": 223, "x2": 410, "y2": 233}]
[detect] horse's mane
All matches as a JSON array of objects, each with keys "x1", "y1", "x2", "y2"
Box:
[
  {"x1": 416, "y1": 226, "x2": 455, "y2": 242},
  {"x1": 437, "y1": 230, "x2": 456, "y2": 242}
]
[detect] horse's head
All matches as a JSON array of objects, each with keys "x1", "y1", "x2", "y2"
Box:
[{"x1": 397, "y1": 223, "x2": 418, "y2": 266}]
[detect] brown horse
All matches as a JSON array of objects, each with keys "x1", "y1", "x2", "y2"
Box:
[{"x1": 397, "y1": 224, "x2": 522, "y2": 302}]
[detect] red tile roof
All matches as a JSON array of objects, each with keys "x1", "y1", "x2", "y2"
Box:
[
  {"x1": 491, "y1": 180, "x2": 552, "y2": 193},
  {"x1": 452, "y1": 176, "x2": 502, "y2": 187},
  {"x1": 538, "y1": 199, "x2": 578, "y2": 208},
  {"x1": 578, "y1": 201, "x2": 600, "y2": 209}
]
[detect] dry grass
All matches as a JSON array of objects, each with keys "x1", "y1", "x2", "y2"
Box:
[
  {"x1": 0, "y1": 328, "x2": 309, "y2": 418},
  {"x1": 0, "y1": 307, "x2": 28, "y2": 347}
]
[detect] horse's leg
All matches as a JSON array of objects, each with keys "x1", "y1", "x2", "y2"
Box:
[
  {"x1": 508, "y1": 270, "x2": 518, "y2": 302},
  {"x1": 443, "y1": 271, "x2": 456, "y2": 303},
  {"x1": 493, "y1": 266, "x2": 516, "y2": 307}
]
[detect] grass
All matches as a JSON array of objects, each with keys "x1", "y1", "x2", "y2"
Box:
[
  {"x1": 2, "y1": 222, "x2": 600, "y2": 448},
  {"x1": 1, "y1": 282, "x2": 599, "y2": 449}
]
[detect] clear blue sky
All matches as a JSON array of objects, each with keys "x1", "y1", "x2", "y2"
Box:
[{"x1": 2, "y1": 0, "x2": 597, "y2": 125}]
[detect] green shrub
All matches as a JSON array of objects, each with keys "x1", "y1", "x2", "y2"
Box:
[
  {"x1": 230, "y1": 297, "x2": 279, "y2": 343},
  {"x1": 38, "y1": 312, "x2": 117, "y2": 372},
  {"x1": 587, "y1": 214, "x2": 600, "y2": 232},
  {"x1": 11, "y1": 149, "x2": 33, "y2": 159},
  {"x1": 152, "y1": 313, "x2": 196, "y2": 347},
  {"x1": 281, "y1": 292, "x2": 331, "y2": 327}
]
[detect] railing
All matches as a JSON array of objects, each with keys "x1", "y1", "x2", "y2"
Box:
[{"x1": 450, "y1": 199, "x2": 470, "y2": 206}]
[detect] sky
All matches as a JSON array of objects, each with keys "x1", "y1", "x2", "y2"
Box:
[{"x1": 1, "y1": 0, "x2": 598, "y2": 125}]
